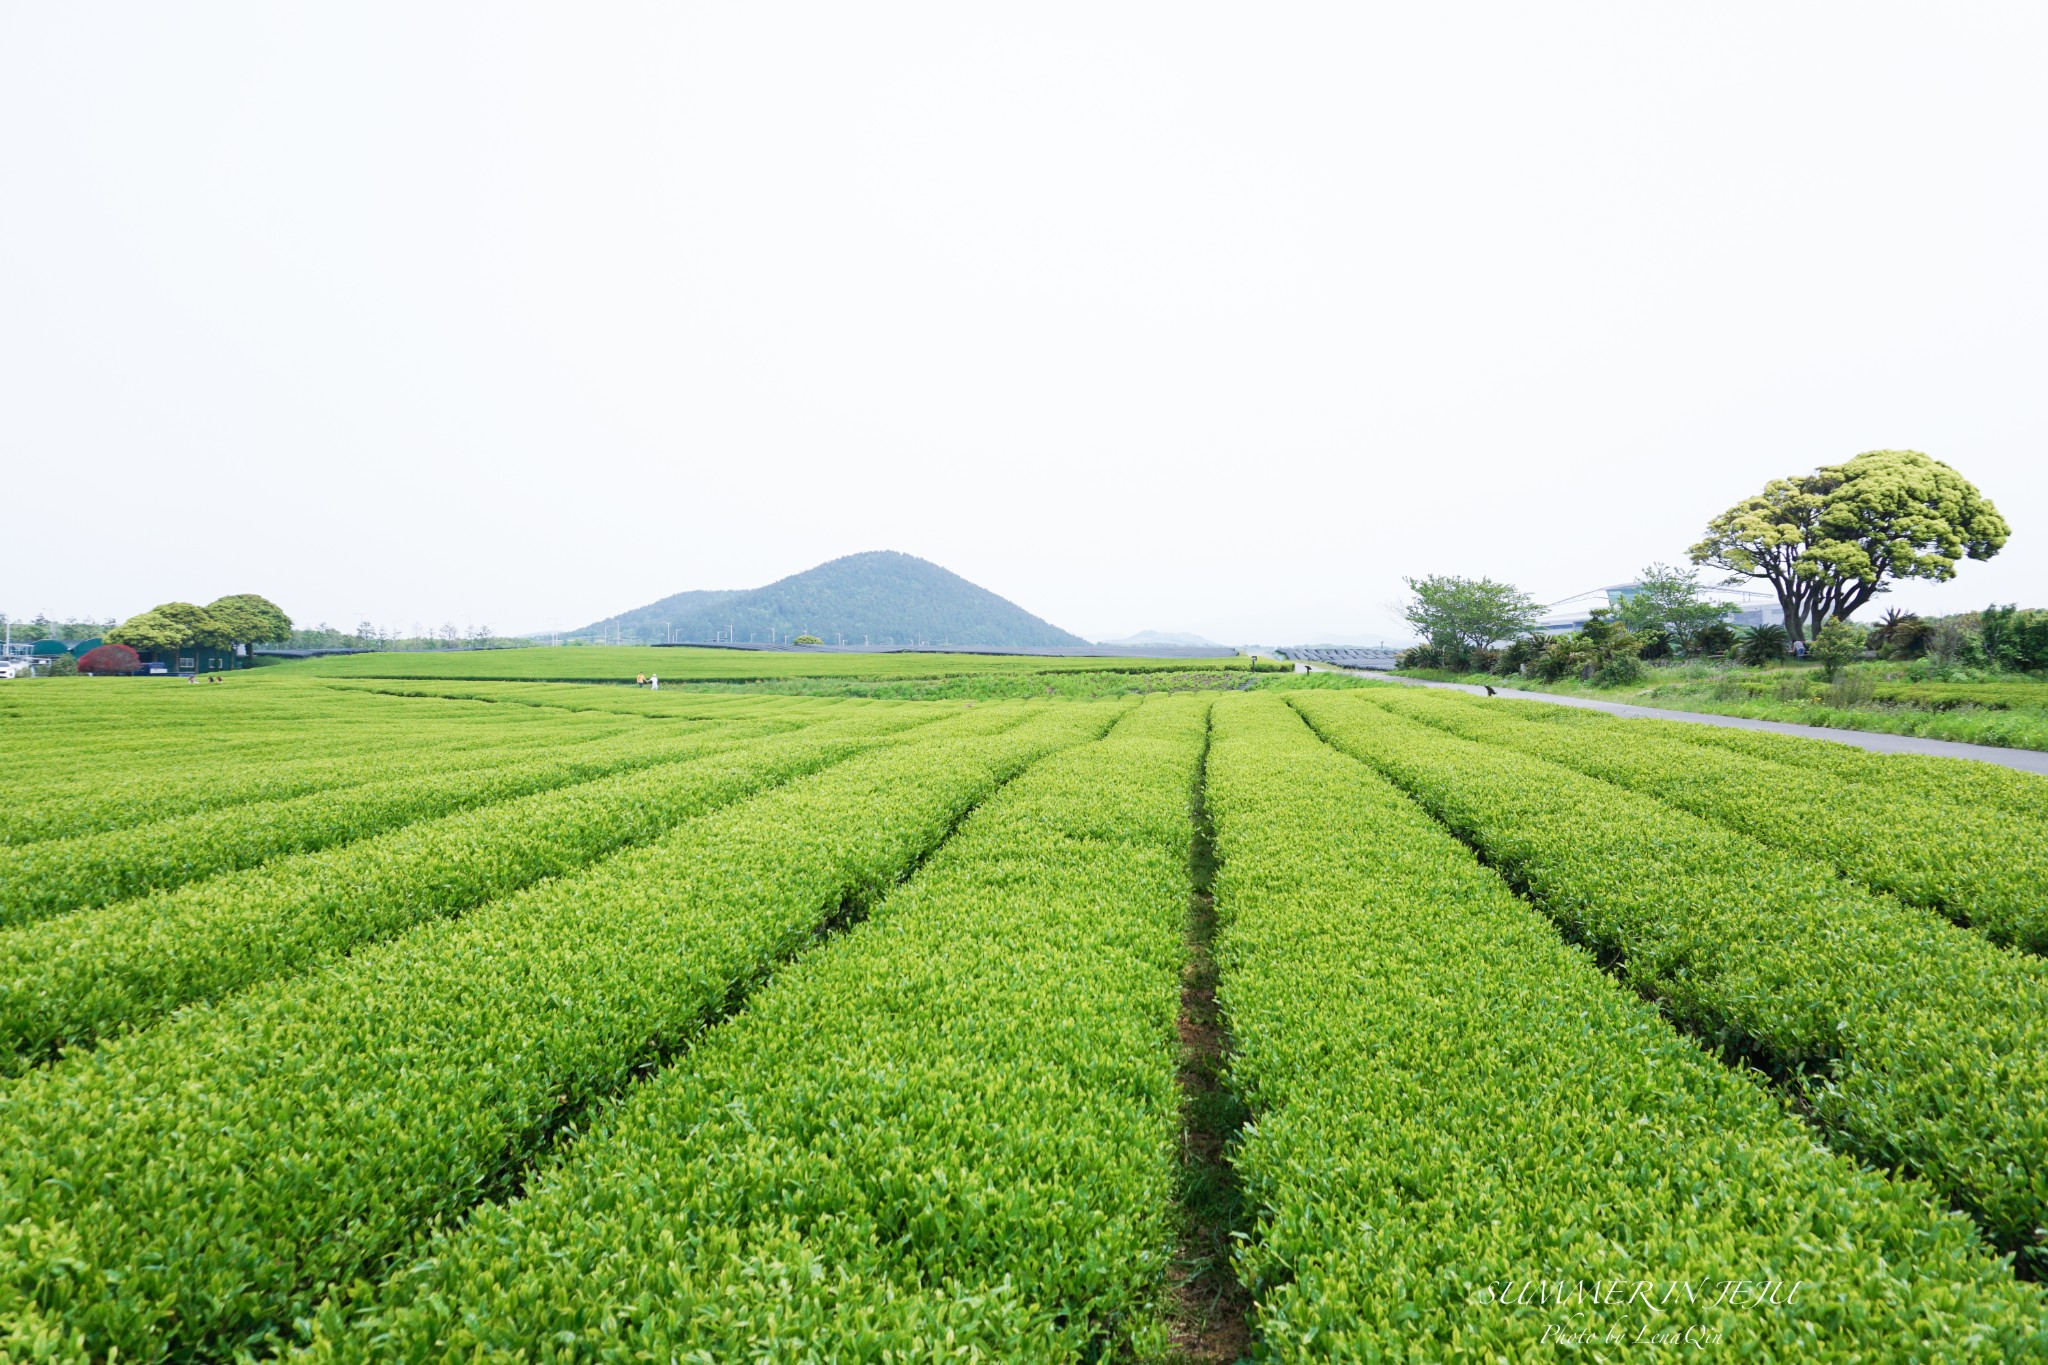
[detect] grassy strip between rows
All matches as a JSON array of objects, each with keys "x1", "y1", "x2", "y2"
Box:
[
  {"x1": 0, "y1": 703, "x2": 945, "y2": 1074},
  {"x1": 0, "y1": 700, "x2": 1115, "y2": 1363},
  {"x1": 1290, "y1": 690, "x2": 2048, "y2": 1281},
  {"x1": 294, "y1": 695, "x2": 1210, "y2": 1363},
  {"x1": 1206, "y1": 694, "x2": 2045, "y2": 1359},
  {"x1": 1361, "y1": 687, "x2": 2048, "y2": 954},
  {"x1": 0, "y1": 715, "x2": 791, "y2": 927},
  {"x1": 0, "y1": 716, "x2": 648, "y2": 847}
]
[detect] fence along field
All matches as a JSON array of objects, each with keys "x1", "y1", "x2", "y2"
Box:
[{"x1": 0, "y1": 665, "x2": 2044, "y2": 1358}]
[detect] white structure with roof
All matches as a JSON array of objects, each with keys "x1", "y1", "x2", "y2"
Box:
[{"x1": 1536, "y1": 582, "x2": 1777, "y2": 634}]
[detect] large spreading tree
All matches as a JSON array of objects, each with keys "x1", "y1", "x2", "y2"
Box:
[
  {"x1": 108, "y1": 602, "x2": 236, "y2": 655},
  {"x1": 1690, "y1": 450, "x2": 2006, "y2": 641},
  {"x1": 206, "y1": 594, "x2": 293, "y2": 653}
]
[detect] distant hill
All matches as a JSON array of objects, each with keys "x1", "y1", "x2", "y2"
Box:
[
  {"x1": 1097, "y1": 630, "x2": 1219, "y2": 647},
  {"x1": 574, "y1": 551, "x2": 1088, "y2": 648}
]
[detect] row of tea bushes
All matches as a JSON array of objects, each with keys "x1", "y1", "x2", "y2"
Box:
[
  {"x1": 1292, "y1": 690, "x2": 2048, "y2": 1279},
  {"x1": 294, "y1": 696, "x2": 1209, "y2": 1362},
  {"x1": 0, "y1": 703, "x2": 946, "y2": 1072},
  {"x1": 1359, "y1": 686, "x2": 2048, "y2": 953},
  {"x1": 0, "y1": 716, "x2": 795, "y2": 925},
  {"x1": 1204, "y1": 693, "x2": 2044, "y2": 1358},
  {"x1": 0, "y1": 703, "x2": 1112, "y2": 1362}
]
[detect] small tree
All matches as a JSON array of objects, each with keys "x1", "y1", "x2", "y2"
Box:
[
  {"x1": 1614, "y1": 563, "x2": 1736, "y2": 657},
  {"x1": 1811, "y1": 618, "x2": 1865, "y2": 680},
  {"x1": 1401, "y1": 575, "x2": 1542, "y2": 669},
  {"x1": 77, "y1": 643, "x2": 142, "y2": 675}
]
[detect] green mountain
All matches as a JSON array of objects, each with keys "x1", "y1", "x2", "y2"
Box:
[{"x1": 574, "y1": 551, "x2": 1088, "y2": 648}]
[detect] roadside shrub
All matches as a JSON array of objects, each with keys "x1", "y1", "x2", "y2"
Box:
[
  {"x1": 1773, "y1": 672, "x2": 1812, "y2": 703},
  {"x1": 1531, "y1": 638, "x2": 1579, "y2": 681},
  {"x1": 792, "y1": 635, "x2": 822, "y2": 645},
  {"x1": 1496, "y1": 634, "x2": 1546, "y2": 674},
  {"x1": 1396, "y1": 643, "x2": 1446, "y2": 670},
  {"x1": 1869, "y1": 608, "x2": 1929, "y2": 659},
  {"x1": 1925, "y1": 618, "x2": 1987, "y2": 667},
  {"x1": 1736, "y1": 623, "x2": 1789, "y2": 666},
  {"x1": 1593, "y1": 654, "x2": 1645, "y2": 686},
  {"x1": 1826, "y1": 669, "x2": 1879, "y2": 708},
  {"x1": 1690, "y1": 621, "x2": 1736, "y2": 657},
  {"x1": 1980, "y1": 605, "x2": 2048, "y2": 671}
]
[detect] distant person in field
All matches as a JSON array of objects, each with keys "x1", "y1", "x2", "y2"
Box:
[
  {"x1": 636, "y1": 673, "x2": 646, "y2": 687},
  {"x1": 650, "y1": 674, "x2": 659, "y2": 690}
]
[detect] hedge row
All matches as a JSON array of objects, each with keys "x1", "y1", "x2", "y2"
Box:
[
  {"x1": 1650, "y1": 710, "x2": 2048, "y2": 825},
  {"x1": 1714, "y1": 678, "x2": 2048, "y2": 711},
  {"x1": 1360, "y1": 686, "x2": 2048, "y2": 953},
  {"x1": 1204, "y1": 694, "x2": 2044, "y2": 1358},
  {"x1": 0, "y1": 701, "x2": 1111, "y2": 1362},
  {"x1": 0, "y1": 705, "x2": 946, "y2": 1074},
  {"x1": 1471, "y1": 691, "x2": 2048, "y2": 826},
  {"x1": 1292, "y1": 691, "x2": 2048, "y2": 1279},
  {"x1": 290, "y1": 695, "x2": 1209, "y2": 1362},
  {"x1": 0, "y1": 714, "x2": 805, "y2": 926}
]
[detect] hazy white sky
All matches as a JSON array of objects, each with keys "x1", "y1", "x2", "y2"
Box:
[{"x1": 4, "y1": 3, "x2": 2043, "y2": 643}]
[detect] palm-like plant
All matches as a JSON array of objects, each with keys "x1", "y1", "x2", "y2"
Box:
[
  {"x1": 1736, "y1": 623, "x2": 1790, "y2": 667},
  {"x1": 1867, "y1": 608, "x2": 1930, "y2": 659}
]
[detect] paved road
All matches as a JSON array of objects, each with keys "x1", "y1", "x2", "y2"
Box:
[{"x1": 1354, "y1": 673, "x2": 2048, "y2": 778}]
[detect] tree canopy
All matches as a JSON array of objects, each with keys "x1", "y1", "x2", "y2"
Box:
[
  {"x1": 1401, "y1": 575, "x2": 1543, "y2": 663},
  {"x1": 1691, "y1": 450, "x2": 2006, "y2": 640},
  {"x1": 1612, "y1": 562, "x2": 1736, "y2": 654},
  {"x1": 206, "y1": 594, "x2": 293, "y2": 648},
  {"x1": 108, "y1": 602, "x2": 235, "y2": 654},
  {"x1": 76, "y1": 643, "x2": 142, "y2": 676}
]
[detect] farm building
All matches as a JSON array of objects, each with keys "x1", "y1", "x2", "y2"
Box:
[{"x1": 130, "y1": 642, "x2": 244, "y2": 674}]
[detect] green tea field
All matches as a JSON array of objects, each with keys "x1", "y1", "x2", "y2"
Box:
[{"x1": 2, "y1": 665, "x2": 2045, "y2": 1361}]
